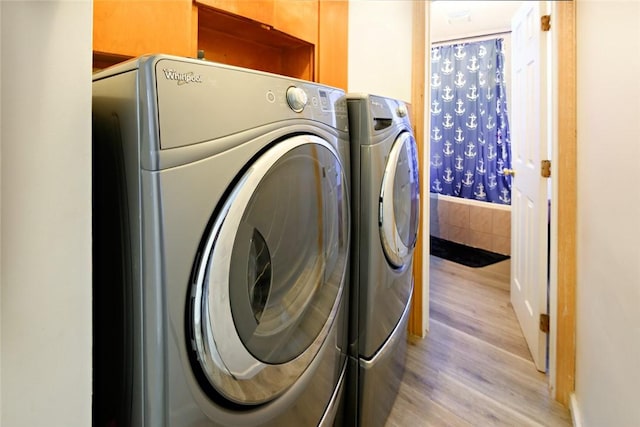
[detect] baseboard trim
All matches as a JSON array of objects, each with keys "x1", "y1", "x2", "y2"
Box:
[{"x1": 570, "y1": 393, "x2": 583, "y2": 427}]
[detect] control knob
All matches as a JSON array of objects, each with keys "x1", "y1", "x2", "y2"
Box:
[{"x1": 286, "y1": 86, "x2": 308, "y2": 113}]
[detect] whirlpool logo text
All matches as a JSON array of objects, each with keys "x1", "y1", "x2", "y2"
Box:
[{"x1": 162, "y1": 69, "x2": 203, "y2": 85}]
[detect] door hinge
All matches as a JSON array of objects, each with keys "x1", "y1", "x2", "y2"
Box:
[
  {"x1": 541, "y1": 15, "x2": 551, "y2": 31},
  {"x1": 541, "y1": 160, "x2": 551, "y2": 178},
  {"x1": 540, "y1": 313, "x2": 550, "y2": 333}
]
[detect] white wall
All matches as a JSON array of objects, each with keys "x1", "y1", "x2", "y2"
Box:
[
  {"x1": 0, "y1": 1, "x2": 3, "y2": 418},
  {"x1": 0, "y1": 2, "x2": 93, "y2": 426},
  {"x1": 573, "y1": 1, "x2": 640, "y2": 426},
  {"x1": 348, "y1": 0, "x2": 414, "y2": 102},
  {"x1": 430, "y1": 1, "x2": 521, "y2": 43}
]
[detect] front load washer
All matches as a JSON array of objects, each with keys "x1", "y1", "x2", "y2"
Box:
[
  {"x1": 92, "y1": 54, "x2": 351, "y2": 427},
  {"x1": 345, "y1": 94, "x2": 420, "y2": 427}
]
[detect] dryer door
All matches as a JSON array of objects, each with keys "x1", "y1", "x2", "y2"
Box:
[
  {"x1": 379, "y1": 131, "x2": 420, "y2": 269},
  {"x1": 189, "y1": 135, "x2": 349, "y2": 406}
]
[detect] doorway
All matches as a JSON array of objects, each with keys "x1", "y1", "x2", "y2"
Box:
[
  {"x1": 428, "y1": 0, "x2": 548, "y2": 381},
  {"x1": 419, "y1": 0, "x2": 577, "y2": 405}
]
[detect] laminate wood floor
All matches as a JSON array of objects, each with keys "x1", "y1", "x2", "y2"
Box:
[{"x1": 386, "y1": 256, "x2": 572, "y2": 427}]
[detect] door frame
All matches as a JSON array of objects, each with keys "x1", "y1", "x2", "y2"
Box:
[
  {"x1": 409, "y1": 0, "x2": 576, "y2": 406},
  {"x1": 550, "y1": 0, "x2": 576, "y2": 407},
  {"x1": 409, "y1": 0, "x2": 428, "y2": 337}
]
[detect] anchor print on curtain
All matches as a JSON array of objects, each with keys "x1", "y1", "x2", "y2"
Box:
[{"x1": 430, "y1": 38, "x2": 512, "y2": 204}]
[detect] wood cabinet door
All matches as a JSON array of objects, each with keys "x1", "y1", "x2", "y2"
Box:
[
  {"x1": 196, "y1": 0, "x2": 275, "y2": 26},
  {"x1": 274, "y1": 0, "x2": 318, "y2": 44},
  {"x1": 93, "y1": 0, "x2": 195, "y2": 59}
]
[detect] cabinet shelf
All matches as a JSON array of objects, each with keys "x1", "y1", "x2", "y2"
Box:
[{"x1": 197, "y1": 5, "x2": 314, "y2": 80}]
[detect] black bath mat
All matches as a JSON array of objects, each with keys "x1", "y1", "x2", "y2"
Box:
[{"x1": 430, "y1": 236, "x2": 510, "y2": 268}]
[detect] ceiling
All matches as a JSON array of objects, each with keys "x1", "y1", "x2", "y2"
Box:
[{"x1": 430, "y1": 1, "x2": 523, "y2": 43}]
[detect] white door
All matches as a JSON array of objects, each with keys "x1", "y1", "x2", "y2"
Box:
[{"x1": 510, "y1": 0, "x2": 549, "y2": 372}]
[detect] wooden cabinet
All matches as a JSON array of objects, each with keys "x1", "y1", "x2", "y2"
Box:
[
  {"x1": 317, "y1": 0, "x2": 348, "y2": 90},
  {"x1": 197, "y1": 0, "x2": 318, "y2": 45},
  {"x1": 197, "y1": 5, "x2": 314, "y2": 80},
  {"x1": 93, "y1": 0, "x2": 196, "y2": 66},
  {"x1": 93, "y1": 0, "x2": 346, "y2": 86},
  {"x1": 274, "y1": 0, "x2": 318, "y2": 45},
  {"x1": 196, "y1": 0, "x2": 274, "y2": 27}
]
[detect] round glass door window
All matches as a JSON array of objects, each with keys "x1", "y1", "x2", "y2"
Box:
[
  {"x1": 379, "y1": 131, "x2": 420, "y2": 269},
  {"x1": 189, "y1": 135, "x2": 349, "y2": 406}
]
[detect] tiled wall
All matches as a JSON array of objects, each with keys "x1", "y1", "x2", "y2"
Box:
[{"x1": 430, "y1": 194, "x2": 511, "y2": 255}]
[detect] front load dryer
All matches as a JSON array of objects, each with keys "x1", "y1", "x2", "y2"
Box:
[
  {"x1": 345, "y1": 94, "x2": 420, "y2": 427},
  {"x1": 92, "y1": 55, "x2": 351, "y2": 427}
]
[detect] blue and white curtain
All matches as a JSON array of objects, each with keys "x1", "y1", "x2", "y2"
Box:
[{"x1": 430, "y1": 38, "x2": 512, "y2": 205}]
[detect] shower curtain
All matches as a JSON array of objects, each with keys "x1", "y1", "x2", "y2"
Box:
[{"x1": 430, "y1": 38, "x2": 512, "y2": 205}]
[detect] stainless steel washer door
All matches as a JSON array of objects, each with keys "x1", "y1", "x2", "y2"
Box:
[
  {"x1": 379, "y1": 131, "x2": 420, "y2": 269},
  {"x1": 190, "y1": 134, "x2": 349, "y2": 406}
]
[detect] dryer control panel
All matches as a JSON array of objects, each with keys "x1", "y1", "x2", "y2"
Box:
[{"x1": 150, "y1": 56, "x2": 348, "y2": 150}]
